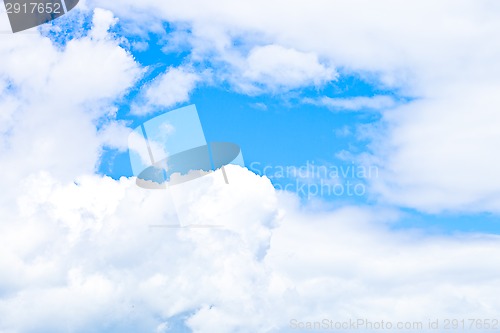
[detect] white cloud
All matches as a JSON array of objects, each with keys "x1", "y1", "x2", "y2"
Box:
[
  {"x1": 0, "y1": 8, "x2": 141, "y2": 188},
  {"x1": 240, "y1": 45, "x2": 336, "y2": 93},
  {"x1": 98, "y1": 120, "x2": 132, "y2": 151},
  {"x1": 2, "y1": 166, "x2": 500, "y2": 332},
  {"x1": 90, "y1": 8, "x2": 119, "y2": 40},
  {"x1": 132, "y1": 66, "x2": 202, "y2": 115},
  {"x1": 89, "y1": 0, "x2": 487, "y2": 91},
  {"x1": 307, "y1": 95, "x2": 396, "y2": 111},
  {"x1": 366, "y1": 83, "x2": 500, "y2": 213}
]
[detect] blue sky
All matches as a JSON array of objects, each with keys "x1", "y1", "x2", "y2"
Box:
[
  {"x1": 86, "y1": 17, "x2": 500, "y2": 235},
  {"x1": 2, "y1": 1, "x2": 500, "y2": 332},
  {"x1": 93, "y1": 15, "x2": 391, "y2": 197}
]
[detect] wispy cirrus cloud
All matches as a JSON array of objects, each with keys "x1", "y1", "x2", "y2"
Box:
[{"x1": 305, "y1": 95, "x2": 396, "y2": 111}]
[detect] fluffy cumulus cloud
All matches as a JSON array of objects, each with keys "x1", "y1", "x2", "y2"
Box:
[
  {"x1": 0, "y1": 7, "x2": 141, "y2": 190},
  {"x1": 2, "y1": 166, "x2": 500, "y2": 332}
]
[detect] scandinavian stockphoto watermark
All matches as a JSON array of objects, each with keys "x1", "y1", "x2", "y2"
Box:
[
  {"x1": 290, "y1": 318, "x2": 423, "y2": 331},
  {"x1": 2, "y1": 0, "x2": 79, "y2": 33},
  {"x1": 250, "y1": 161, "x2": 378, "y2": 198},
  {"x1": 289, "y1": 318, "x2": 500, "y2": 331}
]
